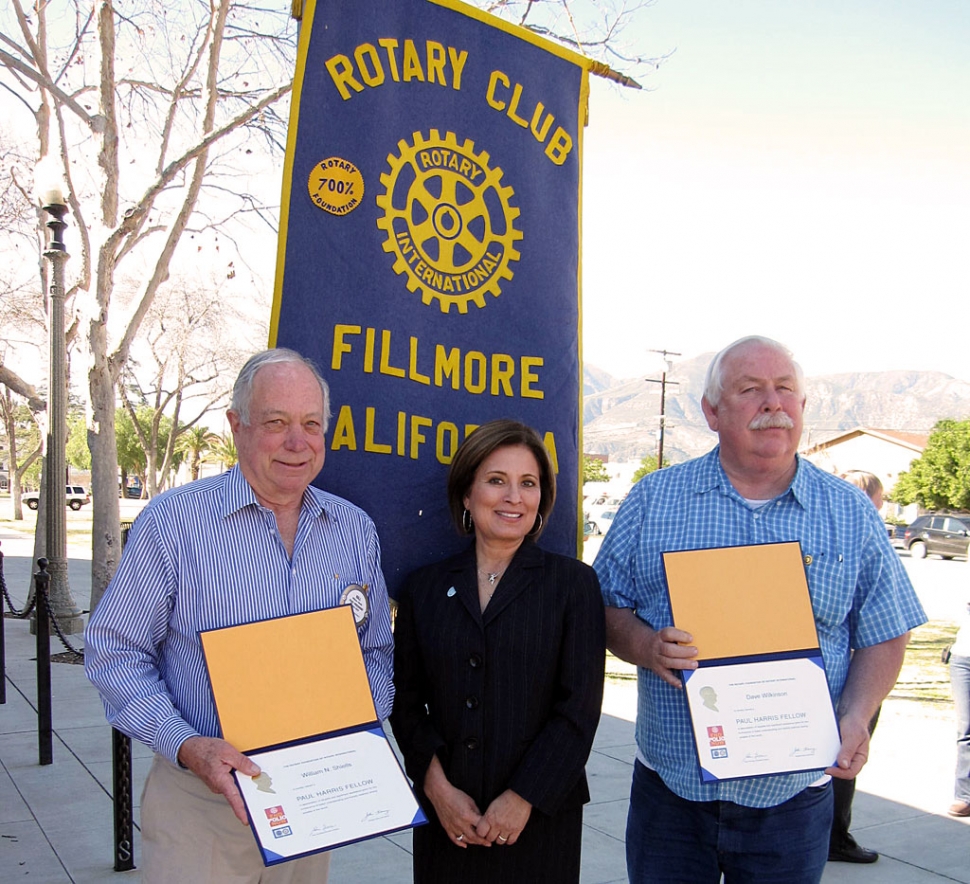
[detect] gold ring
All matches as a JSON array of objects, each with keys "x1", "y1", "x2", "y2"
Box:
[{"x1": 498, "y1": 835, "x2": 508, "y2": 842}]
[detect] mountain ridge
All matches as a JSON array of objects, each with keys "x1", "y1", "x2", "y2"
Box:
[{"x1": 583, "y1": 356, "x2": 970, "y2": 463}]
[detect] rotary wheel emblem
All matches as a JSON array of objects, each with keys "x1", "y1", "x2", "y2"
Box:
[{"x1": 376, "y1": 130, "x2": 522, "y2": 313}]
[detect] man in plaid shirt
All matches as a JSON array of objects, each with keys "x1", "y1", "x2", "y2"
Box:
[{"x1": 595, "y1": 336, "x2": 925, "y2": 884}]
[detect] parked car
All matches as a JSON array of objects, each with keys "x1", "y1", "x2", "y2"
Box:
[
  {"x1": 588, "y1": 495, "x2": 625, "y2": 508},
  {"x1": 900, "y1": 514, "x2": 970, "y2": 559},
  {"x1": 585, "y1": 506, "x2": 619, "y2": 536},
  {"x1": 23, "y1": 485, "x2": 91, "y2": 511}
]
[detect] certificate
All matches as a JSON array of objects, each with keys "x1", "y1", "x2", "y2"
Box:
[
  {"x1": 234, "y1": 727, "x2": 426, "y2": 864},
  {"x1": 663, "y1": 541, "x2": 841, "y2": 782},
  {"x1": 683, "y1": 655, "x2": 841, "y2": 782},
  {"x1": 201, "y1": 606, "x2": 427, "y2": 865}
]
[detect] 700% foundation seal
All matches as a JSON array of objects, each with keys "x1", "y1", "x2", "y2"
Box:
[{"x1": 308, "y1": 157, "x2": 363, "y2": 216}]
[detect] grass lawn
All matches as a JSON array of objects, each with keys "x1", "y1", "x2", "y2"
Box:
[{"x1": 892, "y1": 619, "x2": 957, "y2": 705}]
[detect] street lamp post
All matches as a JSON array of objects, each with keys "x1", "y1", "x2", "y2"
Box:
[{"x1": 38, "y1": 182, "x2": 84, "y2": 635}]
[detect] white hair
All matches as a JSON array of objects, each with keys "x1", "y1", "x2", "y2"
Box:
[
  {"x1": 230, "y1": 348, "x2": 331, "y2": 431},
  {"x1": 703, "y1": 336, "x2": 804, "y2": 407}
]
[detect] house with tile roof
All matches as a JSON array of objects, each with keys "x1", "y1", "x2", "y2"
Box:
[{"x1": 800, "y1": 428, "x2": 928, "y2": 522}]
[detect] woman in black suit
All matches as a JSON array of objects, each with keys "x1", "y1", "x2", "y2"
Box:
[{"x1": 391, "y1": 420, "x2": 605, "y2": 883}]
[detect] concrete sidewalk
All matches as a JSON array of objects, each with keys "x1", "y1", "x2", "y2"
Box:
[{"x1": 1, "y1": 529, "x2": 967, "y2": 882}]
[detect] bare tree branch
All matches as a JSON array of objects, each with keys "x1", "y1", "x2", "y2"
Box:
[
  {"x1": 0, "y1": 365, "x2": 45, "y2": 413},
  {"x1": 0, "y1": 47, "x2": 104, "y2": 130}
]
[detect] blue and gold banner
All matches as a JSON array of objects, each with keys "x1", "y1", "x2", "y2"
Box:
[{"x1": 272, "y1": 0, "x2": 589, "y2": 595}]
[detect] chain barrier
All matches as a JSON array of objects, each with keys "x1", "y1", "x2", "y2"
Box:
[
  {"x1": 3, "y1": 527, "x2": 136, "y2": 870},
  {"x1": 0, "y1": 555, "x2": 37, "y2": 619},
  {"x1": 1, "y1": 545, "x2": 6, "y2": 704},
  {"x1": 0, "y1": 553, "x2": 83, "y2": 661},
  {"x1": 46, "y1": 591, "x2": 85, "y2": 660}
]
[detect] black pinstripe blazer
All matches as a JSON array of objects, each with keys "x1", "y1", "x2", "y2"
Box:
[{"x1": 390, "y1": 541, "x2": 606, "y2": 817}]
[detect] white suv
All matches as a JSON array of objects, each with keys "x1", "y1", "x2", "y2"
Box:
[{"x1": 23, "y1": 485, "x2": 91, "y2": 511}]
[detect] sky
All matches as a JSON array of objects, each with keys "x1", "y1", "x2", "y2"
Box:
[
  {"x1": 4, "y1": 1, "x2": 967, "y2": 388},
  {"x1": 579, "y1": 0, "x2": 970, "y2": 382}
]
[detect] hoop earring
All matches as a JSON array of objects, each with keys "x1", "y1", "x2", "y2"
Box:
[
  {"x1": 462, "y1": 508, "x2": 474, "y2": 534},
  {"x1": 527, "y1": 512, "x2": 543, "y2": 537}
]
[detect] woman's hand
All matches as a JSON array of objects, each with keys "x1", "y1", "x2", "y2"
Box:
[
  {"x1": 475, "y1": 789, "x2": 532, "y2": 845},
  {"x1": 423, "y1": 755, "x2": 491, "y2": 848}
]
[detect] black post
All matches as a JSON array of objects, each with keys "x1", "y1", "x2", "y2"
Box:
[
  {"x1": 34, "y1": 558, "x2": 53, "y2": 765},
  {"x1": 1, "y1": 541, "x2": 6, "y2": 705},
  {"x1": 112, "y1": 518, "x2": 136, "y2": 870},
  {"x1": 112, "y1": 727, "x2": 135, "y2": 870}
]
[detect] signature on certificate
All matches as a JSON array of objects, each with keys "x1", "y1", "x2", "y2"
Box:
[
  {"x1": 363, "y1": 809, "x2": 390, "y2": 822},
  {"x1": 743, "y1": 752, "x2": 769, "y2": 764},
  {"x1": 790, "y1": 746, "x2": 817, "y2": 757}
]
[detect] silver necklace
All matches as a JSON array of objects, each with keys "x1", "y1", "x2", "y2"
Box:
[{"x1": 477, "y1": 567, "x2": 505, "y2": 587}]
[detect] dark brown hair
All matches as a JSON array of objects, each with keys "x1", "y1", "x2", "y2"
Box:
[{"x1": 446, "y1": 419, "x2": 556, "y2": 539}]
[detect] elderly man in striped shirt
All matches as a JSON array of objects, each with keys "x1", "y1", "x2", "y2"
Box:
[
  {"x1": 86, "y1": 348, "x2": 394, "y2": 883},
  {"x1": 595, "y1": 336, "x2": 925, "y2": 884}
]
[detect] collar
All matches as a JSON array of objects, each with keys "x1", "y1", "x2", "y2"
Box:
[
  {"x1": 448, "y1": 540, "x2": 545, "y2": 626},
  {"x1": 694, "y1": 447, "x2": 808, "y2": 512},
  {"x1": 219, "y1": 465, "x2": 333, "y2": 522}
]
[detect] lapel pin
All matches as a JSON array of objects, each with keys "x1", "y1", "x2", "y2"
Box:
[
  {"x1": 447, "y1": 587, "x2": 457, "y2": 597},
  {"x1": 339, "y1": 583, "x2": 370, "y2": 628}
]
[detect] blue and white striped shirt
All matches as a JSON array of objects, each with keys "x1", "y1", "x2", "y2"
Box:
[
  {"x1": 594, "y1": 448, "x2": 925, "y2": 808},
  {"x1": 85, "y1": 466, "x2": 394, "y2": 765}
]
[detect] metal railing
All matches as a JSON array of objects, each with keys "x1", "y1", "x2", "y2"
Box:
[
  {"x1": 0, "y1": 523, "x2": 137, "y2": 872},
  {"x1": 0, "y1": 556, "x2": 60, "y2": 764}
]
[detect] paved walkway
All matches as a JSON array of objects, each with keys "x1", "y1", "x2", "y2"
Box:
[{"x1": 1, "y1": 528, "x2": 967, "y2": 882}]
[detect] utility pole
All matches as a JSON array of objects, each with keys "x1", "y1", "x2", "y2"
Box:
[{"x1": 645, "y1": 349, "x2": 681, "y2": 470}]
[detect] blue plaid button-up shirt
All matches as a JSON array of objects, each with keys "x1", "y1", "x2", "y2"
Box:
[{"x1": 594, "y1": 448, "x2": 925, "y2": 807}]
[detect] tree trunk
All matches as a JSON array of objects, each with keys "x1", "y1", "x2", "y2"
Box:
[{"x1": 87, "y1": 350, "x2": 120, "y2": 613}]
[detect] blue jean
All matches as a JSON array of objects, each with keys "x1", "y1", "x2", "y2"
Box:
[
  {"x1": 626, "y1": 762, "x2": 832, "y2": 884},
  {"x1": 951, "y1": 654, "x2": 970, "y2": 803}
]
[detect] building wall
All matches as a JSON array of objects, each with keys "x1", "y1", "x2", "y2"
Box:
[{"x1": 801, "y1": 435, "x2": 922, "y2": 523}]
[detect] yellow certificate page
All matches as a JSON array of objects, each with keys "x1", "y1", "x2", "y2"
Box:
[
  {"x1": 200, "y1": 606, "x2": 376, "y2": 752},
  {"x1": 663, "y1": 541, "x2": 820, "y2": 661}
]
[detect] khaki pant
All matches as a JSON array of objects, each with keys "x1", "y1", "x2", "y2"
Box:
[{"x1": 141, "y1": 754, "x2": 331, "y2": 883}]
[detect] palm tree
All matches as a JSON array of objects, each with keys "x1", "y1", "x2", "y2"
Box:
[
  {"x1": 176, "y1": 426, "x2": 217, "y2": 482},
  {"x1": 208, "y1": 433, "x2": 238, "y2": 470}
]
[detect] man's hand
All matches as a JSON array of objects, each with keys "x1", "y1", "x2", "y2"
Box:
[
  {"x1": 825, "y1": 713, "x2": 870, "y2": 780},
  {"x1": 825, "y1": 634, "x2": 908, "y2": 780},
  {"x1": 423, "y1": 755, "x2": 490, "y2": 848},
  {"x1": 644, "y1": 626, "x2": 699, "y2": 688},
  {"x1": 476, "y1": 789, "x2": 532, "y2": 845},
  {"x1": 177, "y1": 736, "x2": 259, "y2": 825},
  {"x1": 605, "y1": 608, "x2": 697, "y2": 688}
]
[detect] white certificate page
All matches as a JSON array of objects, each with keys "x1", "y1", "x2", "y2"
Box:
[
  {"x1": 235, "y1": 726, "x2": 425, "y2": 865},
  {"x1": 683, "y1": 656, "x2": 841, "y2": 783}
]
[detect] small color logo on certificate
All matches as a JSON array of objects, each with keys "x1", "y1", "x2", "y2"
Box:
[{"x1": 265, "y1": 806, "x2": 288, "y2": 827}]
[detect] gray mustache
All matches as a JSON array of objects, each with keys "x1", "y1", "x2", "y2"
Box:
[{"x1": 748, "y1": 413, "x2": 795, "y2": 430}]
